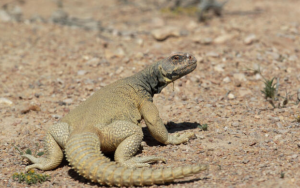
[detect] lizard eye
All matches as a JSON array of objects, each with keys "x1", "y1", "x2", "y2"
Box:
[{"x1": 173, "y1": 56, "x2": 180, "y2": 60}]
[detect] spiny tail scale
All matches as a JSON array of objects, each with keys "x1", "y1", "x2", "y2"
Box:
[{"x1": 65, "y1": 132, "x2": 207, "y2": 187}]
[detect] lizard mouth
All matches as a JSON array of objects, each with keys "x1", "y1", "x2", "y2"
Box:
[
  {"x1": 166, "y1": 63, "x2": 197, "y2": 82},
  {"x1": 174, "y1": 61, "x2": 197, "y2": 77}
]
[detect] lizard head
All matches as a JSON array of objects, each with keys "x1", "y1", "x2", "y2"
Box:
[{"x1": 158, "y1": 52, "x2": 197, "y2": 83}]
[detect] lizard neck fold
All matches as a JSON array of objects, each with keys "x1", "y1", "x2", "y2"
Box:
[{"x1": 134, "y1": 61, "x2": 169, "y2": 97}]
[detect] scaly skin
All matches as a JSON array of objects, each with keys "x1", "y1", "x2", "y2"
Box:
[{"x1": 22, "y1": 52, "x2": 208, "y2": 186}]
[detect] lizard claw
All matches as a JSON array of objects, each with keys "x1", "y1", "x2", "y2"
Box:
[{"x1": 167, "y1": 132, "x2": 196, "y2": 145}]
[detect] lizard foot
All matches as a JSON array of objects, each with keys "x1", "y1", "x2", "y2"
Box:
[
  {"x1": 167, "y1": 132, "x2": 196, "y2": 145},
  {"x1": 22, "y1": 154, "x2": 56, "y2": 171},
  {"x1": 119, "y1": 156, "x2": 166, "y2": 168}
]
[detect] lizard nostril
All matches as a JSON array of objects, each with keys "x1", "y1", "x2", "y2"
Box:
[{"x1": 186, "y1": 54, "x2": 191, "y2": 60}]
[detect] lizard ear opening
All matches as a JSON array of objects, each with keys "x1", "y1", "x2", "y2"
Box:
[
  {"x1": 158, "y1": 65, "x2": 172, "y2": 83},
  {"x1": 158, "y1": 65, "x2": 166, "y2": 76}
]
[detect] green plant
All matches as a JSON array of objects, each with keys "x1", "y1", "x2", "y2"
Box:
[
  {"x1": 160, "y1": 6, "x2": 198, "y2": 16},
  {"x1": 198, "y1": 123, "x2": 208, "y2": 131},
  {"x1": 261, "y1": 77, "x2": 299, "y2": 109},
  {"x1": 12, "y1": 169, "x2": 51, "y2": 185},
  {"x1": 244, "y1": 64, "x2": 262, "y2": 76},
  {"x1": 13, "y1": 143, "x2": 44, "y2": 157},
  {"x1": 280, "y1": 171, "x2": 285, "y2": 179},
  {"x1": 261, "y1": 77, "x2": 276, "y2": 100}
]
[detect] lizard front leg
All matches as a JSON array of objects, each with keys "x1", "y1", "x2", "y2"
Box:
[
  {"x1": 99, "y1": 121, "x2": 165, "y2": 168},
  {"x1": 140, "y1": 101, "x2": 195, "y2": 145}
]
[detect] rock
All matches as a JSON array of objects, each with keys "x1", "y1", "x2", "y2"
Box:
[
  {"x1": 192, "y1": 36, "x2": 212, "y2": 45},
  {"x1": 286, "y1": 67, "x2": 293, "y2": 73},
  {"x1": 196, "y1": 134, "x2": 205, "y2": 139},
  {"x1": 231, "y1": 122, "x2": 239, "y2": 127},
  {"x1": 274, "y1": 135, "x2": 282, "y2": 141},
  {"x1": 214, "y1": 34, "x2": 235, "y2": 44},
  {"x1": 249, "y1": 142, "x2": 257, "y2": 148},
  {"x1": 0, "y1": 5, "x2": 22, "y2": 22},
  {"x1": 52, "y1": 114, "x2": 62, "y2": 119},
  {"x1": 135, "y1": 38, "x2": 144, "y2": 46},
  {"x1": 115, "y1": 66, "x2": 124, "y2": 74},
  {"x1": 228, "y1": 93, "x2": 235, "y2": 99},
  {"x1": 0, "y1": 98, "x2": 13, "y2": 105},
  {"x1": 233, "y1": 73, "x2": 247, "y2": 81},
  {"x1": 201, "y1": 38, "x2": 213, "y2": 45},
  {"x1": 244, "y1": 34, "x2": 258, "y2": 45},
  {"x1": 105, "y1": 48, "x2": 125, "y2": 59},
  {"x1": 255, "y1": 74, "x2": 262, "y2": 80},
  {"x1": 206, "y1": 51, "x2": 219, "y2": 57},
  {"x1": 281, "y1": 25, "x2": 289, "y2": 31},
  {"x1": 276, "y1": 122, "x2": 283, "y2": 128},
  {"x1": 201, "y1": 80, "x2": 211, "y2": 89},
  {"x1": 223, "y1": 77, "x2": 231, "y2": 83},
  {"x1": 291, "y1": 154, "x2": 298, "y2": 159},
  {"x1": 85, "y1": 85, "x2": 94, "y2": 91},
  {"x1": 115, "y1": 47, "x2": 126, "y2": 57},
  {"x1": 242, "y1": 159, "x2": 250, "y2": 164},
  {"x1": 57, "y1": 78, "x2": 64, "y2": 85},
  {"x1": 135, "y1": 52, "x2": 144, "y2": 59},
  {"x1": 266, "y1": 51, "x2": 281, "y2": 61},
  {"x1": 29, "y1": 15, "x2": 46, "y2": 23},
  {"x1": 268, "y1": 116, "x2": 280, "y2": 122},
  {"x1": 63, "y1": 98, "x2": 73, "y2": 104},
  {"x1": 20, "y1": 105, "x2": 41, "y2": 114},
  {"x1": 238, "y1": 89, "x2": 252, "y2": 97},
  {"x1": 77, "y1": 70, "x2": 87, "y2": 76},
  {"x1": 194, "y1": 55, "x2": 204, "y2": 63},
  {"x1": 214, "y1": 64, "x2": 225, "y2": 72},
  {"x1": 151, "y1": 26, "x2": 181, "y2": 41},
  {"x1": 0, "y1": 10, "x2": 11, "y2": 22},
  {"x1": 186, "y1": 21, "x2": 198, "y2": 30},
  {"x1": 86, "y1": 57, "x2": 100, "y2": 67},
  {"x1": 288, "y1": 55, "x2": 298, "y2": 61}
]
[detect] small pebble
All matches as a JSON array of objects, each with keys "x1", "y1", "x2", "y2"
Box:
[
  {"x1": 77, "y1": 70, "x2": 87, "y2": 76},
  {"x1": 244, "y1": 34, "x2": 258, "y2": 45},
  {"x1": 63, "y1": 98, "x2": 73, "y2": 104},
  {"x1": 0, "y1": 98, "x2": 13, "y2": 105}
]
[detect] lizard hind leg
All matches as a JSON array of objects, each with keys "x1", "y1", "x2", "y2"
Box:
[
  {"x1": 22, "y1": 122, "x2": 69, "y2": 171},
  {"x1": 100, "y1": 121, "x2": 165, "y2": 168}
]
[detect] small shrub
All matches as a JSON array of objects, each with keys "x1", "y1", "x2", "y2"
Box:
[
  {"x1": 198, "y1": 123, "x2": 208, "y2": 131},
  {"x1": 12, "y1": 170, "x2": 51, "y2": 185},
  {"x1": 261, "y1": 77, "x2": 276, "y2": 100},
  {"x1": 13, "y1": 143, "x2": 44, "y2": 157}
]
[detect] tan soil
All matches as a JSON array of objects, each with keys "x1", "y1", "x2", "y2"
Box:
[{"x1": 0, "y1": 0, "x2": 300, "y2": 187}]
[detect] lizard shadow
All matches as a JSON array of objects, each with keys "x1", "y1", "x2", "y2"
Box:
[{"x1": 142, "y1": 121, "x2": 201, "y2": 147}]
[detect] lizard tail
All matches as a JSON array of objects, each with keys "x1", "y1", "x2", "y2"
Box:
[{"x1": 65, "y1": 132, "x2": 207, "y2": 187}]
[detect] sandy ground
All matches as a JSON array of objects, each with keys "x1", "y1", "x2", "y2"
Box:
[{"x1": 0, "y1": 0, "x2": 300, "y2": 187}]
